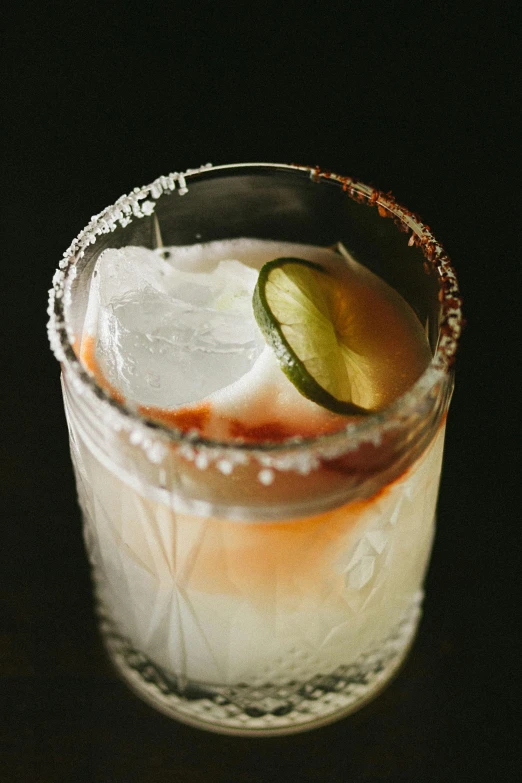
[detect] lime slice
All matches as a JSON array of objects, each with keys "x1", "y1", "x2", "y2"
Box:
[{"x1": 253, "y1": 258, "x2": 370, "y2": 415}]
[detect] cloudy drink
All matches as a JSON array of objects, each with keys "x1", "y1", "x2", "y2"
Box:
[{"x1": 49, "y1": 164, "x2": 461, "y2": 734}]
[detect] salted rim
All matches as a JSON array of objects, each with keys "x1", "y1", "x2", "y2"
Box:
[{"x1": 47, "y1": 162, "x2": 462, "y2": 458}]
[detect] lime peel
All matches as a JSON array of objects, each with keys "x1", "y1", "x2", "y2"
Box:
[{"x1": 253, "y1": 258, "x2": 371, "y2": 416}]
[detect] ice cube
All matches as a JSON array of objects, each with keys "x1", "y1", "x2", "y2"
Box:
[
  {"x1": 88, "y1": 246, "x2": 265, "y2": 407},
  {"x1": 97, "y1": 246, "x2": 174, "y2": 307}
]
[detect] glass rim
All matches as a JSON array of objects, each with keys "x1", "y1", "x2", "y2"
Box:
[{"x1": 48, "y1": 162, "x2": 462, "y2": 456}]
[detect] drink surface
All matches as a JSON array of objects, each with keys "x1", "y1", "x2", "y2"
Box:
[{"x1": 79, "y1": 239, "x2": 432, "y2": 442}]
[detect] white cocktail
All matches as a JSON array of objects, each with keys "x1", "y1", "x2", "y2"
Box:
[{"x1": 49, "y1": 164, "x2": 461, "y2": 734}]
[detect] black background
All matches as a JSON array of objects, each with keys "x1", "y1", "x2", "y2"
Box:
[{"x1": 2, "y1": 2, "x2": 520, "y2": 781}]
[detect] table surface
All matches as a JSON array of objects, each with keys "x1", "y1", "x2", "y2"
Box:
[{"x1": 2, "y1": 5, "x2": 518, "y2": 781}]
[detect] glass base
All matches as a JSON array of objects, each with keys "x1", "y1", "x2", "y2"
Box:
[{"x1": 98, "y1": 594, "x2": 422, "y2": 736}]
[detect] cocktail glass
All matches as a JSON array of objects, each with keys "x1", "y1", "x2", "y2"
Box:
[{"x1": 48, "y1": 163, "x2": 462, "y2": 735}]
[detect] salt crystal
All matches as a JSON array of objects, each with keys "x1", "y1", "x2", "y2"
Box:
[
  {"x1": 195, "y1": 452, "x2": 209, "y2": 470},
  {"x1": 258, "y1": 469, "x2": 274, "y2": 486},
  {"x1": 217, "y1": 460, "x2": 234, "y2": 475}
]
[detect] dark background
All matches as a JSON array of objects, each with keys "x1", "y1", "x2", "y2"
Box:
[{"x1": 2, "y1": 2, "x2": 519, "y2": 781}]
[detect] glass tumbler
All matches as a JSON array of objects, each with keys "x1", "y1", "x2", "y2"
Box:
[{"x1": 48, "y1": 163, "x2": 462, "y2": 735}]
